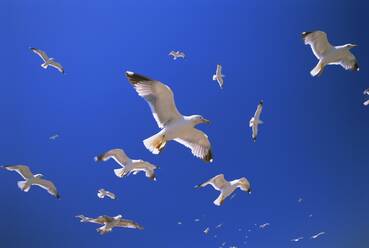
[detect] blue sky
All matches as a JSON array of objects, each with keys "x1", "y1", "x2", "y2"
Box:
[{"x1": 1, "y1": 0, "x2": 369, "y2": 247}]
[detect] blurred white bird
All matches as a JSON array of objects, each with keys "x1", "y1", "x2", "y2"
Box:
[
  {"x1": 363, "y1": 88, "x2": 369, "y2": 106},
  {"x1": 94, "y1": 148, "x2": 158, "y2": 181},
  {"x1": 195, "y1": 174, "x2": 251, "y2": 206},
  {"x1": 291, "y1": 237, "x2": 304, "y2": 242},
  {"x1": 169, "y1": 50, "x2": 185, "y2": 60},
  {"x1": 302, "y1": 31, "x2": 359, "y2": 76},
  {"x1": 249, "y1": 100, "x2": 264, "y2": 142},
  {"x1": 49, "y1": 134, "x2": 59, "y2": 140},
  {"x1": 212, "y1": 64, "x2": 225, "y2": 89},
  {"x1": 311, "y1": 232, "x2": 325, "y2": 239},
  {"x1": 97, "y1": 188, "x2": 116, "y2": 200},
  {"x1": 298, "y1": 197, "x2": 303, "y2": 203},
  {"x1": 30, "y1": 48, "x2": 64, "y2": 73},
  {"x1": 215, "y1": 223, "x2": 223, "y2": 229},
  {"x1": 204, "y1": 227, "x2": 210, "y2": 234},
  {"x1": 76, "y1": 214, "x2": 143, "y2": 234},
  {"x1": 259, "y1": 223, "x2": 270, "y2": 229},
  {"x1": 1, "y1": 165, "x2": 60, "y2": 198},
  {"x1": 125, "y1": 71, "x2": 213, "y2": 162}
]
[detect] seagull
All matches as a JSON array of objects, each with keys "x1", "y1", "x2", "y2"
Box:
[
  {"x1": 212, "y1": 64, "x2": 225, "y2": 89},
  {"x1": 30, "y1": 48, "x2": 64, "y2": 74},
  {"x1": 125, "y1": 71, "x2": 213, "y2": 162},
  {"x1": 97, "y1": 188, "x2": 116, "y2": 200},
  {"x1": 195, "y1": 174, "x2": 251, "y2": 206},
  {"x1": 76, "y1": 214, "x2": 143, "y2": 234},
  {"x1": 291, "y1": 237, "x2": 304, "y2": 242},
  {"x1": 363, "y1": 89, "x2": 369, "y2": 106},
  {"x1": 177, "y1": 221, "x2": 182, "y2": 225},
  {"x1": 298, "y1": 197, "x2": 303, "y2": 203},
  {"x1": 94, "y1": 148, "x2": 158, "y2": 181},
  {"x1": 249, "y1": 100, "x2": 264, "y2": 142},
  {"x1": 49, "y1": 134, "x2": 59, "y2": 140},
  {"x1": 259, "y1": 223, "x2": 270, "y2": 229},
  {"x1": 311, "y1": 232, "x2": 325, "y2": 239},
  {"x1": 194, "y1": 218, "x2": 200, "y2": 222},
  {"x1": 169, "y1": 51, "x2": 185, "y2": 60},
  {"x1": 215, "y1": 223, "x2": 223, "y2": 229},
  {"x1": 302, "y1": 31, "x2": 359, "y2": 76},
  {"x1": 204, "y1": 227, "x2": 210, "y2": 234},
  {"x1": 1, "y1": 165, "x2": 60, "y2": 198}
]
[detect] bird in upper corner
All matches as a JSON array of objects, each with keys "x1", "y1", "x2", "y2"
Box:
[
  {"x1": 169, "y1": 50, "x2": 185, "y2": 60},
  {"x1": 311, "y1": 232, "x2": 325, "y2": 239},
  {"x1": 30, "y1": 47, "x2": 65, "y2": 74},
  {"x1": 363, "y1": 88, "x2": 369, "y2": 106},
  {"x1": 195, "y1": 174, "x2": 251, "y2": 206},
  {"x1": 97, "y1": 188, "x2": 116, "y2": 200},
  {"x1": 76, "y1": 214, "x2": 143, "y2": 234},
  {"x1": 94, "y1": 148, "x2": 158, "y2": 181},
  {"x1": 302, "y1": 31, "x2": 359, "y2": 76},
  {"x1": 249, "y1": 100, "x2": 264, "y2": 142},
  {"x1": 125, "y1": 71, "x2": 213, "y2": 162},
  {"x1": 212, "y1": 64, "x2": 225, "y2": 89},
  {"x1": 1, "y1": 165, "x2": 60, "y2": 198}
]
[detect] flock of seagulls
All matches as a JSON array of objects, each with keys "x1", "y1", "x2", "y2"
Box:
[{"x1": 1, "y1": 28, "x2": 363, "y2": 245}]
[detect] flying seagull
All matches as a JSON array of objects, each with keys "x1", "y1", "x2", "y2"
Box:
[
  {"x1": 259, "y1": 223, "x2": 270, "y2": 229},
  {"x1": 249, "y1": 100, "x2": 264, "y2": 142},
  {"x1": 195, "y1": 174, "x2": 251, "y2": 206},
  {"x1": 97, "y1": 188, "x2": 116, "y2": 200},
  {"x1": 30, "y1": 48, "x2": 64, "y2": 74},
  {"x1": 212, "y1": 64, "x2": 225, "y2": 89},
  {"x1": 94, "y1": 148, "x2": 158, "y2": 181},
  {"x1": 169, "y1": 51, "x2": 185, "y2": 60},
  {"x1": 204, "y1": 227, "x2": 210, "y2": 234},
  {"x1": 363, "y1": 88, "x2": 369, "y2": 106},
  {"x1": 76, "y1": 214, "x2": 143, "y2": 234},
  {"x1": 125, "y1": 71, "x2": 213, "y2": 162},
  {"x1": 1, "y1": 165, "x2": 60, "y2": 198},
  {"x1": 49, "y1": 134, "x2": 59, "y2": 140},
  {"x1": 302, "y1": 31, "x2": 359, "y2": 76},
  {"x1": 291, "y1": 237, "x2": 304, "y2": 242},
  {"x1": 311, "y1": 232, "x2": 325, "y2": 239}
]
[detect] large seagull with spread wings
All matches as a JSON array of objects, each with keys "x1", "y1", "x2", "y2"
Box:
[{"x1": 125, "y1": 71, "x2": 213, "y2": 162}]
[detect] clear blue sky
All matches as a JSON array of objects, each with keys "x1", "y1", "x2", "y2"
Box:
[{"x1": 1, "y1": 0, "x2": 369, "y2": 247}]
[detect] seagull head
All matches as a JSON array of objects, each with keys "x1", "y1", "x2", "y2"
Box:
[
  {"x1": 114, "y1": 214, "x2": 123, "y2": 219},
  {"x1": 34, "y1": 173, "x2": 44, "y2": 178},
  {"x1": 189, "y1": 115, "x2": 210, "y2": 125},
  {"x1": 345, "y1": 43, "x2": 358, "y2": 49}
]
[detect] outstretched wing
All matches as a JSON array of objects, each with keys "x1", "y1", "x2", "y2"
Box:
[
  {"x1": 30, "y1": 48, "x2": 49, "y2": 62},
  {"x1": 95, "y1": 148, "x2": 130, "y2": 167},
  {"x1": 33, "y1": 178, "x2": 60, "y2": 198},
  {"x1": 302, "y1": 31, "x2": 333, "y2": 59},
  {"x1": 1, "y1": 165, "x2": 33, "y2": 179},
  {"x1": 254, "y1": 100, "x2": 263, "y2": 120},
  {"x1": 126, "y1": 71, "x2": 182, "y2": 128},
  {"x1": 49, "y1": 60, "x2": 64, "y2": 74},
  {"x1": 116, "y1": 219, "x2": 144, "y2": 230},
  {"x1": 339, "y1": 51, "x2": 359, "y2": 71},
  {"x1": 199, "y1": 174, "x2": 227, "y2": 191}
]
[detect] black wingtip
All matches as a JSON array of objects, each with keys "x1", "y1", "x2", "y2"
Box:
[
  {"x1": 125, "y1": 71, "x2": 152, "y2": 84},
  {"x1": 94, "y1": 154, "x2": 104, "y2": 162},
  {"x1": 353, "y1": 63, "x2": 360, "y2": 72},
  {"x1": 301, "y1": 31, "x2": 312, "y2": 39},
  {"x1": 259, "y1": 100, "x2": 264, "y2": 105},
  {"x1": 203, "y1": 149, "x2": 213, "y2": 163},
  {"x1": 56, "y1": 193, "x2": 61, "y2": 199}
]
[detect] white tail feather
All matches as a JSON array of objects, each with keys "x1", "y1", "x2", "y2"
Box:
[
  {"x1": 310, "y1": 62, "x2": 324, "y2": 77},
  {"x1": 114, "y1": 168, "x2": 125, "y2": 178},
  {"x1": 212, "y1": 75, "x2": 217, "y2": 80},
  {"x1": 17, "y1": 181, "x2": 30, "y2": 192},
  {"x1": 143, "y1": 133, "x2": 166, "y2": 154}
]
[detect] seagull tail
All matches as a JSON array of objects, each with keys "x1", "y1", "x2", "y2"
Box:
[
  {"x1": 17, "y1": 181, "x2": 30, "y2": 192},
  {"x1": 41, "y1": 63, "x2": 48, "y2": 69},
  {"x1": 310, "y1": 62, "x2": 325, "y2": 77},
  {"x1": 114, "y1": 168, "x2": 126, "y2": 178},
  {"x1": 212, "y1": 75, "x2": 217, "y2": 81},
  {"x1": 143, "y1": 133, "x2": 166, "y2": 155}
]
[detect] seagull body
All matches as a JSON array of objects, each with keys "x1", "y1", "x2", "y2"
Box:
[
  {"x1": 1, "y1": 165, "x2": 60, "y2": 198},
  {"x1": 204, "y1": 227, "x2": 210, "y2": 234},
  {"x1": 94, "y1": 148, "x2": 158, "y2": 180},
  {"x1": 311, "y1": 232, "x2": 325, "y2": 239},
  {"x1": 259, "y1": 223, "x2": 270, "y2": 229},
  {"x1": 249, "y1": 100, "x2": 264, "y2": 142},
  {"x1": 196, "y1": 174, "x2": 251, "y2": 206},
  {"x1": 302, "y1": 31, "x2": 359, "y2": 76},
  {"x1": 125, "y1": 71, "x2": 213, "y2": 162},
  {"x1": 212, "y1": 64, "x2": 224, "y2": 89},
  {"x1": 97, "y1": 188, "x2": 116, "y2": 200},
  {"x1": 215, "y1": 223, "x2": 223, "y2": 229},
  {"x1": 169, "y1": 51, "x2": 185, "y2": 60},
  {"x1": 30, "y1": 48, "x2": 64, "y2": 74},
  {"x1": 363, "y1": 88, "x2": 369, "y2": 106},
  {"x1": 76, "y1": 214, "x2": 143, "y2": 234},
  {"x1": 49, "y1": 134, "x2": 59, "y2": 140},
  {"x1": 291, "y1": 237, "x2": 304, "y2": 242}
]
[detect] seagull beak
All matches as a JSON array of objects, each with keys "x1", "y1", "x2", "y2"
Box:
[{"x1": 202, "y1": 118, "x2": 210, "y2": 124}]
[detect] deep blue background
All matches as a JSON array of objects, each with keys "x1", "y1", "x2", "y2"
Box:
[{"x1": 1, "y1": 0, "x2": 369, "y2": 247}]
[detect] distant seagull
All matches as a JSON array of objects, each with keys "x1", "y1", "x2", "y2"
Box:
[
  {"x1": 94, "y1": 148, "x2": 158, "y2": 181},
  {"x1": 30, "y1": 48, "x2": 64, "y2": 74},
  {"x1": 298, "y1": 197, "x2": 303, "y2": 203},
  {"x1": 291, "y1": 237, "x2": 304, "y2": 242},
  {"x1": 177, "y1": 221, "x2": 182, "y2": 225},
  {"x1": 311, "y1": 232, "x2": 325, "y2": 239},
  {"x1": 76, "y1": 214, "x2": 143, "y2": 234},
  {"x1": 302, "y1": 31, "x2": 359, "y2": 76},
  {"x1": 97, "y1": 188, "x2": 116, "y2": 200},
  {"x1": 221, "y1": 242, "x2": 226, "y2": 247},
  {"x1": 249, "y1": 100, "x2": 264, "y2": 142},
  {"x1": 169, "y1": 50, "x2": 185, "y2": 60},
  {"x1": 1, "y1": 165, "x2": 60, "y2": 198},
  {"x1": 363, "y1": 88, "x2": 369, "y2": 106},
  {"x1": 49, "y1": 134, "x2": 59, "y2": 140},
  {"x1": 195, "y1": 174, "x2": 251, "y2": 206},
  {"x1": 212, "y1": 64, "x2": 225, "y2": 89},
  {"x1": 309, "y1": 214, "x2": 313, "y2": 218},
  {"x1": 194, "y1": 218, "x2": 200, "y2": 222},
  {"x1": 125, "y1": 71, "x2": 213, "y2": 162},
  {"x1": 204, "y1": 227, "x2": 210, "y2": 234},
  {"x1": 259, "y1": 223, "x2": 270, "y2": 229},
  {"x1": 215, "y1": 223, "x2": 223, "y2": 229}
]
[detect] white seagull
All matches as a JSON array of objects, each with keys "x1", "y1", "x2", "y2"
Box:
[
  {"x1": 259, "y1": 223, "x2": 270, "y2": 229},
  {"x1": 212, "y1": 64, "x2": 225, "y2": 89},
  {"x1": 195, "y1": 174, "x2": 251, "y2": 206},
  {"x1": 94, "y1": 148, "x2": 158, "y2": 181},
  {"x1": 302, "y1": 31, "x2": 359, "y2": 76},
  {"x1": 49, "y1": 134, "x2": 59, "y2": 140},
  {"x1": 311, "y1": 232, "x2": 325, "y2": 239},
  {"x1": 1, "y1": 165, "x2": 60, "y2": 198},
  {"x1": 291, "y1": 237, "x2": 304, "y2": 242},
  {"x1": 30, "y1": 48, "x2": 64, "y2": 74},
  {"x1": 125, "y1": 71, "x2": 213, "y2": 162},
  {"x1": 76, "y1": 214, "x2": 143, "y2": 234},
  {"x1": 97, "y1": 188, "x2": 116, "y2": 200},
  {"x1": 169, "y1": 50, "x2": 185, "y2": 60},
  {"x1": 363, "y1": 88, "x2": 369, "y2": 106},
  {"x1": 249, "y1": 100, "x2": 264, "y2": 142},
  {"x1": 204, "y1": 227, "x2": 210, "y2": 234}
]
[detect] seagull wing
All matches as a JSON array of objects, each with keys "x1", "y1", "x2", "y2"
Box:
[
  {"x1": 95, "y1": 148, "x2": 129, "y2": 166},
  {"x1": 91, "y1": 215, "x2": 112, "y2": 224},
  {"x1": 302, "y1": 31, "x2": 333, "y2": 59},
  {"x1": 2, "y1": 165, "x2": 33, "y2": 179},
  {"x1": 174, "y1": 128, "x2": 212, "y2": 162},
  {"x1": 106, "y1": 191, "x2": 116, "y2": 200},
  {"x1": 339, "y1": 51, "x2": 359, "y2": 71},
  {"x1": 200, "y1": 174, "x2": 228, "y2": 191},
  {"x1": 254, "y1": 101, "x2": 263, "y2": 120},
  {"x1": 364, "y1": 100, "x2": 369, "y2": 106},
  {"x1": 116, "y1": 219, "x2": 144, "y2": 230},
  {"x1": 33, "y1": 178, "x2": 60, "y2": 198},
  {"x1": 48, "y1": 60, "x2": 64, "y2": 74},
  {"x1": 126, "y1": 71, "x2": 182, "y2": 128},
  {"x1": 216, "y1": 64, "x2": 222, "y2": 75},
  {"x1": 30, "y1": 48, "x2": 49, "y2": 62}
]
